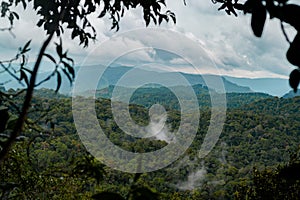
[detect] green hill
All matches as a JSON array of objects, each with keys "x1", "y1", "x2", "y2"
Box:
[{"x1": 1, "y1": 89, "x2": 299, "y2": 199}]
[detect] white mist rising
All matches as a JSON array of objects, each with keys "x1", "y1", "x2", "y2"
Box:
[
  {"x1": 176, "y1": 165, "x2": 207, "y2": 190},
  {"x1": 146, "y1": 104, "x2": 175, "y2": 143}
]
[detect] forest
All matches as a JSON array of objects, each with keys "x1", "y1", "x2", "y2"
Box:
[
  {"x1": 1, "y1": 0, "x2": 300, "y2": 199},
  {"x1": 1, "y1": 88, "x2": 300, "y2": 199}
]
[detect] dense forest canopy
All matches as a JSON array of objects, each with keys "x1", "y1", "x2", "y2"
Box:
[{"x1": 1, "y1": 88, "x2": 300, "y2": 199}]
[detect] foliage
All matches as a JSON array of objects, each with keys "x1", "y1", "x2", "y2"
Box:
[
  {"x1": 235, "y1": 148, "x2": 300, "y2": 200},
  {"x1": 96, "y1": 84, "x2": 271, "y2": 110},
  {"x1": 1, "y1": 89, "x2": 300, "y2": 199},
  {"x1": 0, "y1": 0, "x2": 176, "y2": 162}
]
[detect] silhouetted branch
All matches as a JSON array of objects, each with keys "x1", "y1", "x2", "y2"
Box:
[
  {"x1": 0, "y1": 27, "x2": 15, "y2": 38},
  {"x1": 280, "y1": 21, "x2": 291, "y2": 44},
  {"x1": 0, "y1": 31, "x2": 55, "y2": 163},
  {"x1": 0, "y1": 62, "x2": 24, "y2": 87},
  {"x1": 35, "y1": 66, "x2": 58, "y2": 87}
]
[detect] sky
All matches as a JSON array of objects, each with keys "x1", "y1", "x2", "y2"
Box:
[{"x1": 0, "y1": 0, "x2": 297, "y2": 79}]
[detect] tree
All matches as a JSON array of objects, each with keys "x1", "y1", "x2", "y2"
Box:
[
  {"x1": 0, "y1": 0, "x2": 176, "y2": 162},
  {"x1": 212, "y1": 0, "x2": 300, "y2": 91},
  {"x1": 235, "y1": 147, "x2": 300, "y2": 199}
]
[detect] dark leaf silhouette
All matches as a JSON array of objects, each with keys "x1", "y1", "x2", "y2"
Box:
[
  {"x1": 289, "y1": 69, "x2": 300, "y2": 92},
  {"x1": 0, "y1": 107, "x2": 9, "y2": 133},
  {"x1": 92, "y1": 192, "x2": 125, "y2": 200},
  {"x1": 286, "y1": 33, "x2": 300, "y2": 67},
  {"x1": 98, "y1": 10, "x2": 106, "y2": 18},
  {"x1": 279, "y1": 4, "x2": 300, "y2": 31},
  {"x1": 20, "y1": 70, "x2": 29, "y2": 86},
  {"x1": 278, "y1": 163, "x2": 300, "y2": 182},
  {"x1": 218, "y1": 3, "x2": 227, "y2": 11},
  {"x1": 56, "y1": 42, "x2": 63, "y2": 58},
  {"x1": 21, "y1": 40, "x2": 31, "y2": 54},
  {"x1": 131, "y1": 186, "x2": 160, "y2": 200},
  {"x1": 55, "y1": 72, "x2": 62, "y2": 93},
  {"x1": 251, "y1": 1, "x2": 266, "y2": 37},
  {"x1": 43, "y1": 53, "x2": 56, "y2": 64}
]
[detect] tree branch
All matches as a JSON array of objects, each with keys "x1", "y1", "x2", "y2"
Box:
[
  {"x1": 280, "y1": 21, "x2": 291, "y2": 44},
  {"x1": 0, "y1": 32, "x2": 55, "y2": 163}
]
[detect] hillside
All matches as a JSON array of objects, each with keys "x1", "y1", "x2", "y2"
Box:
[
  {"x1": 224, "y1": 76, "x2": 290, "y2": 97},
  {"x1": 1, "y1": 65, "x2": 254, "y2": 94},
  {"x1": 93, "y1": 84, "x2": 271, "y2": 109},
  {"x1": 282, "y1": 90, "x2": 300, "y2": 98},
  {"x1": 1, "y1": 89, "x2": 300, "y2": 199}
]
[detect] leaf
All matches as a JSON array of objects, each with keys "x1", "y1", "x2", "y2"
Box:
[
  {"x1": 278, "y1": 163, "x2": 300, "y2": 181},
  {"x1": 37, "y1": 19, "x2": 44, "y2": 27},
  {"x1": 56, "y1": 38, "x2": 63, "y2": 58},
  {"x1": 251, "y1": 1, "x2": 266, "y2": 37},
  {"x1": 131, "y1": 186, "x2": 159, "y2": 200},
  {"x1": 228, "y1": 5, "x2": 237, "y2": 17},
  {"x1": 144, "y1": 12, "x2": 151, "y2": 26},
  {"x1": 286, "y1": 33, "x2": 300, "y2": 67},
  {"x1": 289, "y1": 69, "x2": 300, "y2": 92},
  {"x1": 280, "y1": 4, "x2": 300, "y2": 31},
  {"x1": 234, "y1": 3, "x2": 244, "y2": 11},
  {"x1": 149, "y1": 13, "x2": 157, "y2": 25},
  {"x1": 43, "y1": 53, "x2": 56, "y2": 64},
  {"x1": 55, "y1": 72, "x2": 62, "y2": 93},
  {"x1": 21, "y1": 54, "x2": 26, "y2": 68},
  {"x1": 62, "y1": 61, "x2": 75, "y2": 79},
  {"x1": 98, "y1": 9, "x2": 106, "y2": 18},
  {"x1": 20, "y1": 70, "x2": 29, "y2": 86},
  {"x1": 218, "y1": 3, "x2": 227, "y2": 11},
  {"x1": 243, "y1": 0, "x2": 255, "y2": 14},
  {"x1": 65, "y1": 56, "x2": 74, "y2": 66},
  {"x1": 92, "y1": 192, "x2": 125, "y2": 200},
  {"x1": 61, "y1": 68, "x2": 73, "y2": 86},
  {"x1": 167, "y1": 10, "x2": 176, "y2": 24},
  {"x1": 0, "y1": 107, "x2": 9, "y2": 133},
  {"x1": 56, "y1": 44, "x2": 63, "y2": 58},
  {"x1": 21, "y1": 40, "x2": 31, "y2": 54},
  {"x1": 121, "y1": 8, "x2": 125, "y2": 17},
  {"x1": 21, "y1": 0, "x2": 26, "y2": 9},
  {"x1": 111, "y1": 21, "x2": 119, "y2": 31},
  {"x1": 158, "y1": 14, "x2": 168, "y2": 25},
  {"x1": 11, "y1": 12, "x2": 19, "y2": 20},
  {"x1": 158, "y1": 0, "x2": 166, "y2": 7},
  {"x1": 71, "y1": 29, "x2": 78, "y2": 39}
]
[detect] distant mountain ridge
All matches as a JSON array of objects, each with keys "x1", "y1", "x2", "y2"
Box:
[
  {"x1": 282, "y1": 90, "x2": 300, "y2": 98},
  {"x1": 77, "y1": 84, "x2": 269, "y2": 109},
  {"x1": 74, "y1": 65, "x2": 253, "y2": 94},
  {"x1": 2, "y1": 65, "x2": 287, "y2": 95},
  {"x1": 224, "y1": 76, "x2": 290, "y2": 97}
]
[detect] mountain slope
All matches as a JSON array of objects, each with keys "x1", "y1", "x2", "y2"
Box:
[
  {"x1": 282, "y1": 90, "x2": 300, "y2": 98},
  {"x1": 224, "y1": 76, "x2": 290, "y2": 97}
]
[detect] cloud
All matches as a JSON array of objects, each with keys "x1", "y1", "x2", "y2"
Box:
[
  {"x1": 0, "y1": 1, "x2": 295, "y2": 78},
  {"x1": 170, "y1": 58, "x2": 188, "y2": 65},
  {"x1": 164, "y1": 0, "x2": 294, "y2": 78}
]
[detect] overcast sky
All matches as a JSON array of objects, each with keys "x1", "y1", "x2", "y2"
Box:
[{"x1": 0, "y1": 0, "x2": 297, "y2": 79}]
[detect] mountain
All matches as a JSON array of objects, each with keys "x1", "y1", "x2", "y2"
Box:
[
  {"x1": 282, "y1": 90, "x2": 300, "y2": 98},
  {"x1": 2, "y1": 88, "x2": 299, "y2": 199},
  {"x1": 224, "y1": 76, "x2": 290, "y2": 97},
  {"x1": 91, "y1": 84, "x2": 271, "y2": 109},
  {"x1": 180, "y1": 73, "x2": 253, "y2": 93},
  {"x1": 74, "y1": 65, "x2": 253, "y2": 94},
  {"x1": 2, "y1": 65, "x2": 276, "y2": 95}
]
